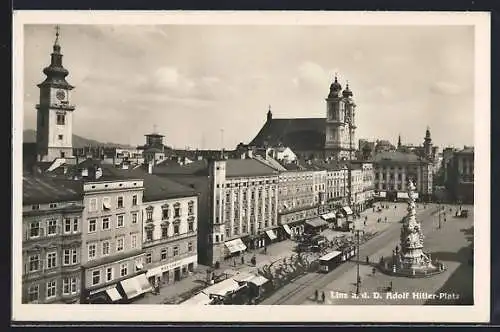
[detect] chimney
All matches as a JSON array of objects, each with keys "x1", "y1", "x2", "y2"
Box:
[
  {"x1": 148, "y1": 162, "x2": 153, "y2": 174},
  {"x1": 95, "y1": 167, "x2": 103, "y2": 180}
]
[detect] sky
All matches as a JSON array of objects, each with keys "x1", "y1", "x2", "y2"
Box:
[{"x1": 23, "y1": 24, "x2": 475, "y2": 150}]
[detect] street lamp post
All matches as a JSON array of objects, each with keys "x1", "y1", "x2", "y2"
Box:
[{"x1": 355, "y1": 228, "x2": 363, "y2": 296}]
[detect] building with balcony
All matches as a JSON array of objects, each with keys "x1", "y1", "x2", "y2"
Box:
[
  {"x1": 80, "y1": 171, "x2": 150, "y2": 304},
  {"x1": 22, "y1": 175, "x2": 84, "y2": 304},
  {"x1": 139, "y1": 174, "x2": 199, "y2": 286}
]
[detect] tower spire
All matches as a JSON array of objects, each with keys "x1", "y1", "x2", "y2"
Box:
[{"x1": 398, "y1": 134, "x2": 402, "y2": 149}]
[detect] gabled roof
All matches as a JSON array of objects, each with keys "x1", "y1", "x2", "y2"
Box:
[
  {"x1": 249, "y1": 118, "x2": 326, "y2": 150},
  {"x1": 226, "y1": 159, "x2": 279, "y2": 177},
  {"x1": 23, "y1": 175, "x2": 83, "y2": 205}
]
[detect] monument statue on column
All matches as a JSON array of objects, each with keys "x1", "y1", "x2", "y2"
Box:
[{"x1": 382, "y1": 178, "x2": 444, "y2": 277}]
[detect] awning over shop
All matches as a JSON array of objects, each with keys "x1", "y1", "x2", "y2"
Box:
[
  {"x1": 106, "y1": 287, "x2": 122, "y2": 302},
  {"x1": 321, "y1": 212, "x2": 336, "y2": 220},
  {"x1": 180, "y1": 292, "x2": 212, "y2": 305},
  {"x1": 265, "y1": 229, "x2": 277, "y2": 240},
  {"x1": 120, "y1": 273, "x2": 152, "y2": 300},
  {"x1": 282, "y1": 224, "x2": 292, "y2": 236},
  {"x1": 397, "y1": 192, "x2": 409, "y2": 199},
  {"x1": 342, "y1": 206, "x2": 353, "y2": 215},
  {"x1": 224, "y1": 238, "x2": 247, "y2": 253},
  {"x1": 305, "y1": 217, "x2": 328, "y2": 228},
  {"x1": 248, "y1": 275, "x2": 269, "y2": 287},
  {"x1": 204, "y1": 278, "x2": 242, "y2": 297}
]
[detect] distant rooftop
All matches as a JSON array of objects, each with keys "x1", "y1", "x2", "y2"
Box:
[{"x1": 373, "y1": 151, "x2": 427, "y2": 164}]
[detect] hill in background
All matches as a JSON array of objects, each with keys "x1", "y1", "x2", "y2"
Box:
[{"x1": 23, "y1": 129, "x2": 135, "y2": 149}]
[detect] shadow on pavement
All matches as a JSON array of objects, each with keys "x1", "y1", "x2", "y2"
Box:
[{"x1": 424, "y1": 258, "x2": 473, "y2": 305}]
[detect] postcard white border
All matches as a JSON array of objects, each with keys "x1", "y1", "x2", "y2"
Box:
[{"x1": 12, "y1": 10, "x2": 491, "y2": 323}]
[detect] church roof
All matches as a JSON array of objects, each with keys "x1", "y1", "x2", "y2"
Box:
[{"x1": 249, "y1": 118, "x2": 326, "y2": 151}]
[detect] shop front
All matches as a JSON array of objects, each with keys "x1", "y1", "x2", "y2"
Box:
[
  {"x1": 145, "y1": 255, "x2": 198, "y2": 286},
  {"x1": 83, "y1": 283, "x2": 124, "y2": 304}
]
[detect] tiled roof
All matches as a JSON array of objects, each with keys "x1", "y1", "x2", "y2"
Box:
[
  {"x1": 253, "y1": 155, "x2": 288, "y2": 172},
  {"x1": 249, "y1": 118, "x2": 326, "y2": 150},
  {"x1": 373, "y1": 151, "x2": 426, "y2": 164},
  {"x1": 142, "y1": 173, "x2": 197, "y2": 202},
  {"x1": 23, "y1": 175, "x2": 83, "y2": 205},
  {"x1": 226, "y1": 159, "x2": 279, "y2": 177},
  {"x1": 153, "y1": 160, "x2": 209, "y2": 176}
]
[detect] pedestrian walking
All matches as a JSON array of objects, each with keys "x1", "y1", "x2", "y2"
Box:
[
  {"x1": 389, "y1": 281, "x2": 393, "y2": 291},
  {"x1": 314, "y1": 289, "x2": 319, "y2": 301},
  {"x1": 385, "y1": 216, "x2": 387, "y2": 222},
  {"x1": 241, "y1": 256, "x2": 245, "y2": 265},
  {"x1": 372, "y1": 267, "x2": 376, "y2": 275},
  {"x1": 321, "y1": 291, "x2": 326, "y2": 303},
  {"x1": 363, "y1": 220, "x2": 366, "y2": 226},
  {"x1": 233, "y1": 259, "x2": 237, "y2": 267},
  {"x1": 366, "y1": 256, "x2": 369, "y2": 264},
  {"x1": 264, "y1": 246, "x2": 267, "y2": 254}
]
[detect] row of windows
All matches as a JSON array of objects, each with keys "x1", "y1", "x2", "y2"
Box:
[
  {"x1": 26, "y1": 277, "x2": 78, "y2": 303},
  {"x1": 26, "y1": 248, "x2": 79, "y2": 273},
  {"x1": 88, "y1": 195, "x2": 139, "y2": 212},
  {"x1": 145, "y1": 202, "x2": 194, "y2": 221},
  {"x1": 27, "y1": 218, "x2": 79, "y2": 239},
  {"x1": 91, "y1": 262, "x2": 133, "y2": 286},
  {"x1": 87, "y1": 213, "x2": 138, "y2": 233},
  {"x1": 144, "y1": 221, "x2": 194, "y2": 242},
  {"x1": 87, "y1": 233, "x2": 139, "y2": 261},
  {"x1": 224, "y1": 219, "x2": 277, "y2": 237},
  {"x1": 145, "y1": 242, "x2": 194, "y2": 264},
  {"x1": 217, "y1": 180, "x2": 278, "y2": 188}
]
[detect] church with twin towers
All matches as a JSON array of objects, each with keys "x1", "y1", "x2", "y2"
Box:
[{"x1": 249, "y1": 75, "x2": 357, "y2": 161}]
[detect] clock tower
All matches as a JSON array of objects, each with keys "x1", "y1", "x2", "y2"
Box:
[{"x1": 35, "y1": 26, "x2": 76, "y2": 162}]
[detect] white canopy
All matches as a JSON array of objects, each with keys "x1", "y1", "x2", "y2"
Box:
[
  {"x1": 224, "y1": 238, "x2": 247, "y2": 253},
  {"x1": 265, "y1": 229, "x2": 277, "y2": 240}
]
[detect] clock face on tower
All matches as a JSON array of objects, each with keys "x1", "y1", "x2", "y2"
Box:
[{"x1": 56, "y1": 89, "x2": 66, "y2": 101}]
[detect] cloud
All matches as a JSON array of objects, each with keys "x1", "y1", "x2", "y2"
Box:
[
  {"x1": 294, "y1": 61, "x2": 330, "y2": 90},
  {"x1": 430, "y1": 81, "x2": 463, "y2": 95}
]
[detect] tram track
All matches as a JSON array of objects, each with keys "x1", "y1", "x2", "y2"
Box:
[{"x1": 261, "y1": 206, "x2": 439, "y2": 305}]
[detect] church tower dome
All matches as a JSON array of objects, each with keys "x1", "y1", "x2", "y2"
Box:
[
  {"x1": 342, "y1": 82, "x2": 353, "y2": 98},
  {"x1": 328, "y1": 75, "x2": 342, "y2": 98}
]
